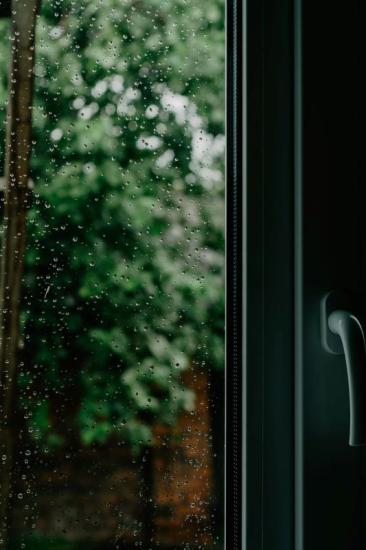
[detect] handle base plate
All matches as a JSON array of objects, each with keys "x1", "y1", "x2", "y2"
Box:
[{"x1": 321, "y1": 291, "x2": 356, "y2": 354}]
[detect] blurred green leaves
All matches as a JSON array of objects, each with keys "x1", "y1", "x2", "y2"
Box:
[{"x1": 0, "y1": 0, "x2": 224, "y2": 451}]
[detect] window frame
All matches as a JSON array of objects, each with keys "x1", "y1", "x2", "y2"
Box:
[{"x1": 226, "y1": 0, "x2": 298, "y2": 547}]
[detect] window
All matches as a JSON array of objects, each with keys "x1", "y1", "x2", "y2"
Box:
[{"x1": 0, "y1": 1, "x2": 228, "y2": 548}]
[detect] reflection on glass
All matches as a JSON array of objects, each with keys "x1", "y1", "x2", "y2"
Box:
[{"x1": 0, "y1": 0, "x2": 225, "y2": 547}]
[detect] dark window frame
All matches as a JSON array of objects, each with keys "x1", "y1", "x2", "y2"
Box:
[{"x1": 226, "y1": 0, "x2": 299, "y2": 547}]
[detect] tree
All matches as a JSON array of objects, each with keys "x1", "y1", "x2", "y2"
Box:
[
  {"x1": 0, "y1": 0, "x2": 39, "y2": 544},
  {"x1": 0, "y1": 0, "x2": 225, "y2": 458}
]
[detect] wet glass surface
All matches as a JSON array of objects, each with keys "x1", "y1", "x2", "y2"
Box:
[{"x1": 0, "y1": 0, "x2": 225, "y2": 547}]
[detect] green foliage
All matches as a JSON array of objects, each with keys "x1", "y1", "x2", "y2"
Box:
[{"x1": 0, "y1": 0, "x2": 224, "y2": 450}]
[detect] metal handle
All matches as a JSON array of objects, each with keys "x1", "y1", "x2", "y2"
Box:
[{"x1": 328, "y1": 310, "x2": 366, "y2": 446}]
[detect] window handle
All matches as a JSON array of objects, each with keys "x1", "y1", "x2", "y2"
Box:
[{"x1": 328, "y1": 310, "x2": 366, "y2": 446}]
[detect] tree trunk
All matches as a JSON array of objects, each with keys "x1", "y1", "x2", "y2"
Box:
[{"x1": 0, "y1": 1, "x2": 39, "y2": 545}]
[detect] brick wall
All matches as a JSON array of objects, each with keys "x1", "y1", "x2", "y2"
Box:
[
  {"x1": 11, "y1": 367, "x2": 218, "y2": 548},
  {"x1": 151, "y1": 367, "x2": 214, "y2": 547}
]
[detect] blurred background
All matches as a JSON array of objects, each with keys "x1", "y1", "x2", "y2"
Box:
[{"x1": 0, "y1": 0, "x2": 225, "y2": 547}]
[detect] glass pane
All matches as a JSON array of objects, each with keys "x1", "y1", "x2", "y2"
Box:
[{"x1": 0, "y1": 0, "x2": 225, "y2": 547}]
